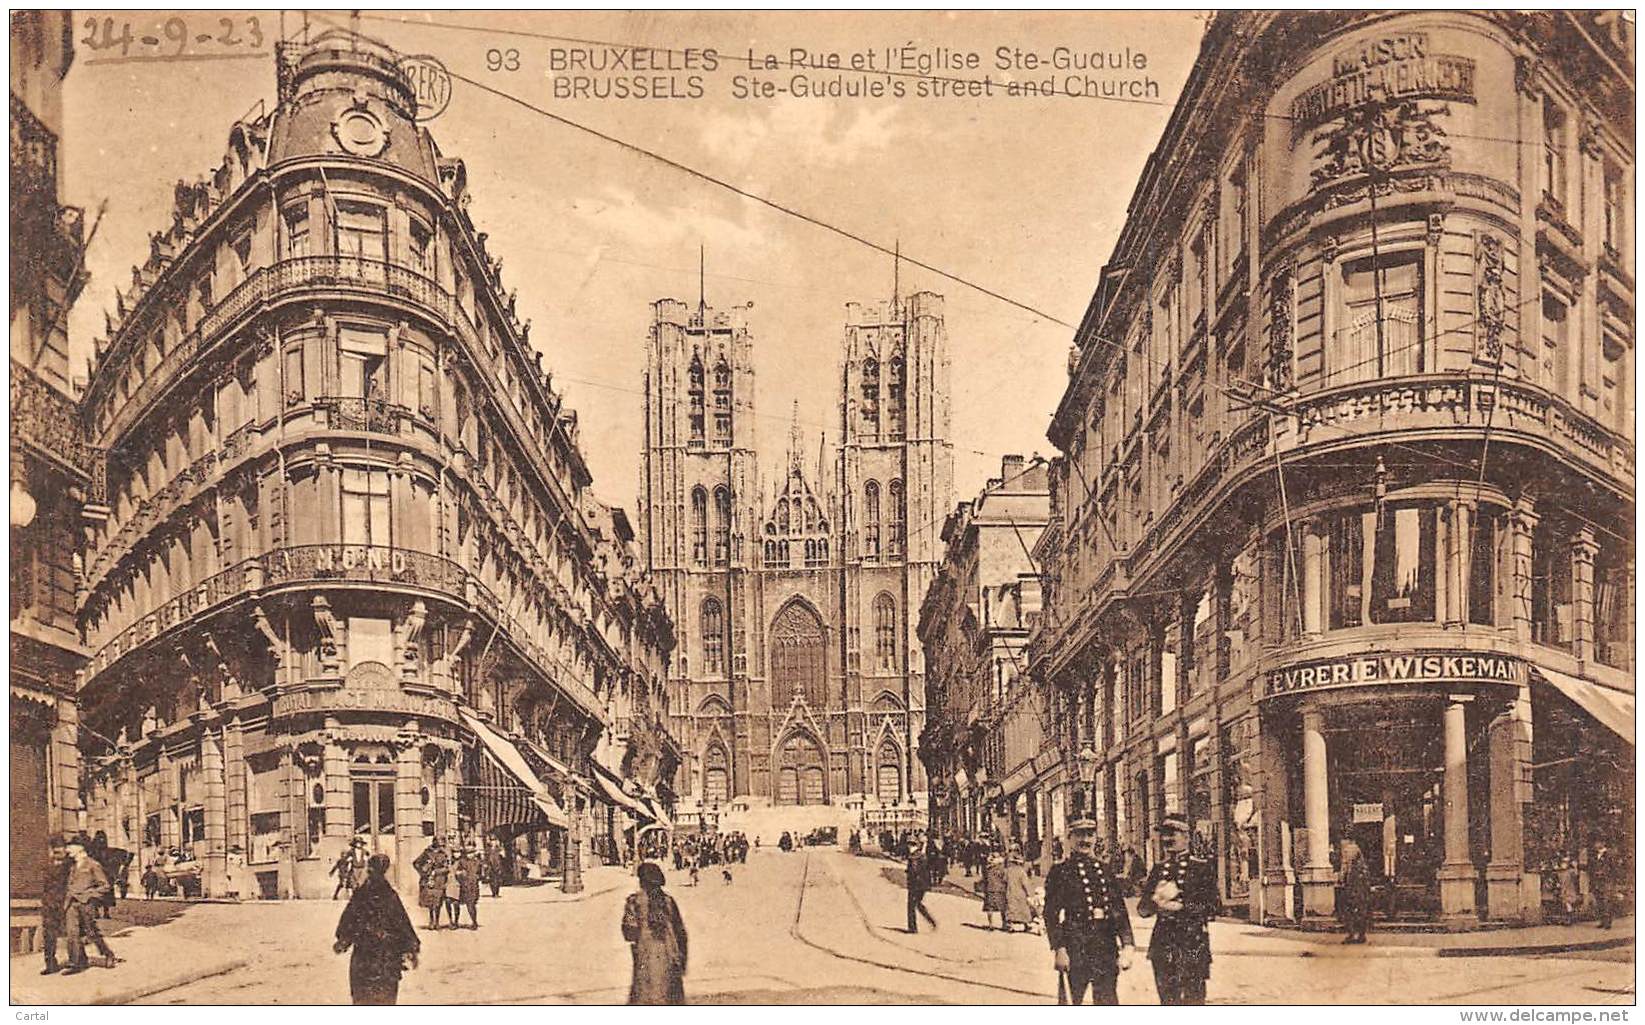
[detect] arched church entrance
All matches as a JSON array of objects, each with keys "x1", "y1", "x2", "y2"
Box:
[{"x1": 776, "y1": 732, "x2": 828, "y2": 806}]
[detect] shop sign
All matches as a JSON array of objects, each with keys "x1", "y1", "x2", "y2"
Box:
[
  {"x1": 1265, "y1": 650, "x2": 1527, "y2": 699},
  {"x1": 1291, "y1": 32, "x2": 1475, "y2": 137},
  {"x1": 1352, "y1": 802, "x2": 1384, "y2": 823}
]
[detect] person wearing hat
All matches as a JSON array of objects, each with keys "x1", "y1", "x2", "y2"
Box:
[
  {"x1": 62, "y1": 834, "x2": 118, "y2": 973},
  {"x1": 412, "y1": 836, "x2": 451, "y2": 930},
  {"x1": 454, "y1": 839, "x2": 482, "y2": 929},
  {"x1": 1137, "y1": 816, "x2": 1219, "y2": 1005},
  {"x1": 38, "y1": 834, "x2": 72, "y2": 974},
  {"x1": 331, "y1": 839, "x2": 366, "y2": 901},
  {"x1": 1044, "y1": 817, "x2": 1134, "y2": 1004}
]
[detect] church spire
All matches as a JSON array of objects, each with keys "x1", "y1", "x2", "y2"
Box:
[
  {"x1": 694, "y1": 243, "x2": 706, "y2": 326},
  {"x1": 788, "y1": 400, "x2": 803, "y2": 476},
  {"x1": 892, "y1": 237, "x2": 901, "y2": 315}
]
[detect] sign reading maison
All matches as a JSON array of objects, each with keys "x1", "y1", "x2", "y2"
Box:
[
  {"x1": 1291, "y1": 33, "x2": 1476, "y2": 136},
  {"x1": 1265, "y1": 651, "x2": 1527, "y2": 698}
]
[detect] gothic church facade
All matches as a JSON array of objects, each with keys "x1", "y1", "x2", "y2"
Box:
[{"x1": 639, "y1": 292, "x2": 953, "y2": 828}]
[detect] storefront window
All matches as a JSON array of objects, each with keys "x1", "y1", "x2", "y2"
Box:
[
  {"x1": 1469, "y1": 511, "x2": 1499, "y2": 627},
  {"x1": 1593, "y1": 540, "x2": 1632, "y2": 671},
  {"x1": 1531, "y1": 516, "x2": 1574, "y2": 651},
  {"x1": 1371, "y1": 504, "x2": 1436, "y2": 624}
]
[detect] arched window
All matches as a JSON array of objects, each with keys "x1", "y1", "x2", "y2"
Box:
[
  {"x1": 688, "y1": 358, "x2": 705, "y2": 444},
  {"x1": 888, "y1": 479, "x2": 906, "y2": 559},
  {"x1": 860, "y1": 358, "x2": 880, "y2": 435},
  {"x1": 770, "y1": 602, "x2": 826, "y2": 708},
  {"x1": 690, "y1": 487, "x2": 708, "y2": 566},
  {"x1": 863, "y1": 480, "x2": 881, "y2": 559},
  {"x1": 874, "y1": 593, "x2": 897, "y2": 669},
  {"x1": 701, "y1": 598, "x2": 724, "y2": 675},
  {"x1": 887, "y1": 355, "x2": 906, "y2": 439},
  {"x1": 713, "y1": 486, "x2": 731, "y2": 566},
  {"x1": 764, "y1": 540, "x2": 777, "y2": 565},
  {"x1": 776, "y1": 498, "x2": 790, "y2": 534},
  {"x1": 712, "y1": 361, "x2": 732, "y2": 443}
]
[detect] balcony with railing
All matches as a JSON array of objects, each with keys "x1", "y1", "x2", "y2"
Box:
[
  {"x1": 11, "y1": 360, "x2": 100, "y2": 488},
  {"x1": 83, "y1": 541, "x2": 606, "y2": 723},
  {"x1": 97, "y1": 254, "x2": 592, "y2": 547}
]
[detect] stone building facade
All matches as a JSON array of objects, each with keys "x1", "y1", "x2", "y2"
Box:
[
  {"x1": 640, "y1": 293, "x2": 953, "y2": 835},
  {"x1": 10, "y1": 9, "x2": 95, "y2": 952},
  {"x1": 917, "y1": 456, "x2": 1054, "y2": 854},
  {"x1": 74, "y1": 33, "x2": 676, "y2": 901},
  {"x1": 1029, "y1": 12, "x2": 1632, "y2": 925}
]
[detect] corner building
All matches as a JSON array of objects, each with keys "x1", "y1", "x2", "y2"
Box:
[
  {"x1": 75, "y1": 33, "x2": 677, "y2": 901},
  {"x1": 641, "y1": 294, "x2": 952, "y2": 837},
  {"x1": 1029, "y1": 12, "x2": 1632, "y2": 926}
]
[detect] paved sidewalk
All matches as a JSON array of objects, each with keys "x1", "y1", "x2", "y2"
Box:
[{"x1": 11, "y1": 929, "x2": 248, "y2": 1006}]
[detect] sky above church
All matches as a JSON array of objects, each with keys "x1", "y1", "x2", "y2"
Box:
[{"x1": 63, "y1": 10, "x2": 1205, "y2": 521}]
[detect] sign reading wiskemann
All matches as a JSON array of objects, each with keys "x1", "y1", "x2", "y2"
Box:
[
  {"x1": 1265, "y1": 651, "x2": 1527, "y2": 698},
  {"x1": 1291, "y1": 32, "x2": 1475, "y2": 136}
]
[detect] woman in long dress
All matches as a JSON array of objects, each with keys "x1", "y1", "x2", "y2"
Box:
[
  {"x1": 1002, "y1": 849, "x2": 1036, "y2": 932},
  {"x1": 622, "y1": 862, "x2": 688, "y2": 1004},
  {"x1": 1337, "y1": 839, "x2": 1372, "y2": 944},
  {"x1": 981, "y1": 849, "x2": 1008, "y2": 930},
  {"x1": 334, "y1": 854, "x2": 420, "y2": 1005}
]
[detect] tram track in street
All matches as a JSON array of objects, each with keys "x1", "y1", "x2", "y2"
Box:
[{"x1": 788, "y1": 852, "x2": 1055, "y2": 1001}]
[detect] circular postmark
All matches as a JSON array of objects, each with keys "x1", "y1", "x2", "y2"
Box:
[{"x1": 397, "y1": 53, "x2": 452, "y2": 122}]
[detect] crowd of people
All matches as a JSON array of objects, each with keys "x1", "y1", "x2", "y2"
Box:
[{"x1": 670, "y1": 831, "x2": 749, "y2": 880}]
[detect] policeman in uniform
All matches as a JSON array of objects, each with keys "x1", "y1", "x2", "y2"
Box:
[
  {"x1": 1137, "y1": 816, "x2": 1218, "y2": 1004},
  {"x1": 1044, "y1": 817, "x2": 1134, "y2": 1005}
]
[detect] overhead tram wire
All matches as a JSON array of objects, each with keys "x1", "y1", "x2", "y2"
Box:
[{"x1": 315, "y1": 17, "x2": 1631, "y2": 551}]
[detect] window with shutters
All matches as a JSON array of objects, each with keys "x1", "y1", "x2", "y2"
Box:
[
  {"x1": 860, "y1": 358, "x2": 880, "y2": 436},
  {"x1": 863, "y1": 481, "x2": 881, "y2": 560},
  {"x1": 691, "y1": 487, "x2": 708, "y2": 566}
]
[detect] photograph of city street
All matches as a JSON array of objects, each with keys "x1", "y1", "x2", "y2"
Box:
[{"x1": 8, "y1": 8, "x2": 1635, "y2": 1006}]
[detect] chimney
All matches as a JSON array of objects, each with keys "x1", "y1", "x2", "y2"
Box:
[{"x1": 1001, "y1": 454, "x2": 1025, "y2": 485}]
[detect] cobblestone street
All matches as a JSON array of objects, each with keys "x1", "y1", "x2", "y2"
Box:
[{"x1": 12, "y1": 850, "x2": 1633, "y2": 1005}]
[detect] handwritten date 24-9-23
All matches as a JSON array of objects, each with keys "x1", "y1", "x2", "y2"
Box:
[{"x1": 80, "y1": 16, "x2": 264, "y2": 60}]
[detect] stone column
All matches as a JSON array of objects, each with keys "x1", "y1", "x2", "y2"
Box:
[
  {"x1": 157, "y1": 747, "x2": 179, "y2": 852},
  {"x1": 1438, "y1": 694, "x2": 1478, "y2": 919},
  {"x1": 278, "y1": 746, "x2": 296, "y2": 899},
  {"x1": 1571, "y1": 526, "x2": 1599, "y2": 663},
  {"x1": 1485, "y1": 703, "x2": 1529, "y2": 921},
  {"x1": 1300, "y1": 521, "x2": 1323, "y2": 636},
  {"x1": 323, "y1": 726, "x2": 351, "y2": 848},
  {"x1": 52, "y1": 698, "x2": 84, "y2": 836},
  {"x1": 1508, "y1": 497, "x2": 1539, "y2": 643},
  {"x1": 394, "y1": 731, "x2": 425, "y2": 900},
  {"x1": 1257, "y1": 714, "x2": 1295, "y2": 923},
  {"x1": 223, "y1": 718, "x2": 247, "y2": 857},
  {"x1": 200, "y1": 727, "x2": 228, "y2": 896},
  {"x1": 1449, "y1": 501, "x2": 1473, "y2": 626},
  {"x1": 1299, "y1": 704, "x2": 1335, "y2": 918}
]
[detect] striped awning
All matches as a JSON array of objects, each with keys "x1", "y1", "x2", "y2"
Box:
[
  {"x1": 461, "y1": 712, "x2": 568, "y2": 829},
  {"x1": 589, "y1": 759, "x2": 652, "y2": 819}
]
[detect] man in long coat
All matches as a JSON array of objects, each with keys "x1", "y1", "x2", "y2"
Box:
[
  {"x1": 411, "y1": 837, "x2": 450, "y2": 930},
  {"x1": 335, "y1": 854, "x2": 420, "y2": 1005},
  {"x1": 1137, "y1": 817, "x2": 1219, "y2": 1005},
  {"x1": 62, "y1": 836, "x2": 117, "y2": 973}
]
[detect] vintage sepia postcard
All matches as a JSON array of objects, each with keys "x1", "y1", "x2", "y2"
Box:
[{"x1": 8, "y1": 9, "x2": 1635, "y2": 1008}]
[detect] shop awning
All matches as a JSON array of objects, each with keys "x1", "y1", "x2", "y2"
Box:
[
  {"x1": 639, "y1": 795, "x2": 674, "y2": 832},
  {"x1": 590, "y1": 760, "x2": 652, "y2": 819},
  {"x1": 1531, "y1": 668, "x2": 1635, "y2": 744},
  {"x1": 460, "y1": 711, "x2": 568, "y2": 827}
]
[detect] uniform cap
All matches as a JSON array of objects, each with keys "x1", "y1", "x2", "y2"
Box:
[
  {"x1": 1157, "y1": 815, "x2": 1190, "y2": 834},
  {"x1": 1067, "y1": 817, "x2": 1099, "y2": 834}
]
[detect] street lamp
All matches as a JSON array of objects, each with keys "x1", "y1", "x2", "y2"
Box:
[{"x1": 1076, "y1": 746, "x2": 1099, "y2": 822}]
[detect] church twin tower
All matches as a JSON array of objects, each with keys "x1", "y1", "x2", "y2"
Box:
[{"x1": 639, "y1": 290, "x2": 953, "y2": 827}]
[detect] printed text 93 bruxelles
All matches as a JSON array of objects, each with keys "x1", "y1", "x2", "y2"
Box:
[{"x1": 547, "y1": 46, "x2": 719, "y2": 100}]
